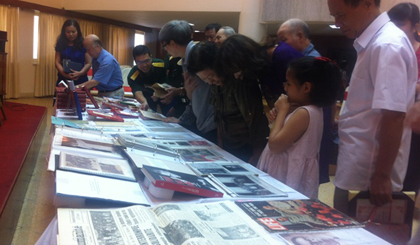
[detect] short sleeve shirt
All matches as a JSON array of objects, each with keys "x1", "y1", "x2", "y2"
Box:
[
  {"x1": 127, "y1": 58, "x2": 166, "y2": 96},
  {"x1": 334, "y1": 12, "x2": 417, "y2": 192},
  {"x1": 92, "y1": 49, "x2": 123, "y2": 91}
]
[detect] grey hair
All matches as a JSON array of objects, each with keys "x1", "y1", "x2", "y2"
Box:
[
  {"x1": 219, "y1": 26, "x2": 236, "y2": 36},
  {"x1": 284, "y1": 18, "x2": 310, "y2": 39}
]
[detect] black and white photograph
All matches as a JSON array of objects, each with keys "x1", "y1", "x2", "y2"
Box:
[
  {"x1": 153, "y1": 204, "x2": 181, "y2": 216},
  {"x1": 215, "y1": 225, "x2": 258, "y2": 240},
  {"x1": 163, "y1": 220, "x2": 204, "y2": 245},
  {"x1": 210, "y1": 174, "x2": 287, "y2": 197}
]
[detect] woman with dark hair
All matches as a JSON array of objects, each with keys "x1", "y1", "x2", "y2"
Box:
[
  {"x1": 188, "y1": 41, "x2": 269, "y2": 166},
  {"x1": 389, "y1": 2, "x2": 420, "y2": 197},
  {"x1": 389, "y1": 2, "x2": 420, "y2": 95},
  {"x1": 55, "y1": 19, "x2": 91, "y2": 85},
  {"x1": 215, "y1": 34, "x2": 269, "y2": 81}
]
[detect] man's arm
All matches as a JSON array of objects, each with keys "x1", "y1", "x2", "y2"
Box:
[
  {"x1": 134, "y1": 91, "x2": 149, "y2": 110},
  {"x1": 370, "y1": 109, "x2": 405, "y2": 206},
  {"x1": 78, "y1": 79, "x2": 100, "y2": 89}
]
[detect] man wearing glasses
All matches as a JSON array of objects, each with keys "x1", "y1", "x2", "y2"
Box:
[{"x1": 127, "y1": 45, "x2": 168, "y2": 112}]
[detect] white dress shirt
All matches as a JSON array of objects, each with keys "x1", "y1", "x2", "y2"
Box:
[{"x1": 334, "y1": 12, "x2": 417, "y2": 191}]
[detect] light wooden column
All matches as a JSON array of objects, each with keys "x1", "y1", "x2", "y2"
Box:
[{"x1": 238, "y1": 0, "x2": 267, "y2": 42}]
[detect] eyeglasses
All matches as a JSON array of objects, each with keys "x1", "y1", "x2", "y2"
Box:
[
  {"x1": 135, "y1": 58, "x2": 152, "y2": 65},
  {"x1": 162, "y1": 42, "x2": 169, "y2": 49}
]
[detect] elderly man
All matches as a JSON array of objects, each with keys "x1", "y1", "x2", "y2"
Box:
[
  {"x1": 204, "y1": 23, "x2": 221, "y2": 43},
  {"x1": 277, "y1": 18, "x2": 321, "y2": 57},
  {"x1": 215, "y1": 26, "x2": 236, "y2": 47},
  {"x1": 127, "y1": 45, "x2": 167, "y2": 112},
  {"x1": 328, "y1": 0, "x2": 417, "y2": 212},
  {"x1": 159, "y1": 20, "x2": 217, "y2": 144},
  {"x1": 78, "y1": 34, "x2": 124, "y2": 98}
]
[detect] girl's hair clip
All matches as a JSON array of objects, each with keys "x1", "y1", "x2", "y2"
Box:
[
  {"x1": 315, "y1": 56, "x2": 337, "y2": 66},
  {"x1": 315, "y1": 56, "x2": 332, "y2": 62}
]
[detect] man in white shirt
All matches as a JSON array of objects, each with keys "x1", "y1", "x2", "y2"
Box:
[{"x1": 328, "y1": 0, "x2": 417, "y2": 212}]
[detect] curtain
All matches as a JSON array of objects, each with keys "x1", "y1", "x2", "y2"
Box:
[
  {"x1": 103, "y1": 25, "x2": 133, "y2": 66},
  {"x1": 0, "y1": 4, "x2": 19, "y2": 98},
  {"x1": 34, "y1": 13, "x2": 65, "y2": 97},
  {"x1": 79, "y1": 20, "x2": 133, "y2": 66},
  {"x1": 78, "y1": 19, "x2": 103, "y2": 41}
]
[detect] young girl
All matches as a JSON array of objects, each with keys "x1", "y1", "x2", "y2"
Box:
[{"x1": 257, "y1": 56, "x2": 341, "y2": 199}]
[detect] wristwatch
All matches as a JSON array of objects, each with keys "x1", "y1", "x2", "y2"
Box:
[{"x1": 179, "y1": 87, "x2": 186, "y2": 97}]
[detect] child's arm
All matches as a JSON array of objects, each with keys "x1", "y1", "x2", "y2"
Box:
[{"x1": 268, "y1": 94, "x2": 310, "y2": 154}]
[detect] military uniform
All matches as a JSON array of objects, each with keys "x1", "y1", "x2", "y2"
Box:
[{"x1": 127, "y1": 58, "x2": 168, "y2": 113}]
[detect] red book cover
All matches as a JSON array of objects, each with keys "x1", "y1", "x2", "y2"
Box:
[
  {"x1": 142, "y1": 165, "x2": 223, "y2": 198},
  {"x1": 111, "y1": 108, "x2": 139, "y2": 118},
  {"x1": 87, "y1": 110, "x2": 124, "y2": 122}
]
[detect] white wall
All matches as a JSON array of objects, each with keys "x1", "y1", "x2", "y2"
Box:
[{"x1": 23, "y1": 0, "x2": 243, "y2": 12}]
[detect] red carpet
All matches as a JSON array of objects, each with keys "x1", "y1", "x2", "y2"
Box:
[{"x1": 0, "y1": 102, "x2": 46, "y2": 215}]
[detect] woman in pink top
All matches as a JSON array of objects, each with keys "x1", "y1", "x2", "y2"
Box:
[{"x1": 257, "y1": 57, "x2": 341, "y2": 198}]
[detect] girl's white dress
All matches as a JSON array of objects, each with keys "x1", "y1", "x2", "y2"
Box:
[{"x1": 257, "y1": 105, "x2": 323, "y2": 199}]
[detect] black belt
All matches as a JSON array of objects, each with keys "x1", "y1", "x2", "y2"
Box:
[{"x1": 99, "y1": 86, "x2": 123, "y2": 93}]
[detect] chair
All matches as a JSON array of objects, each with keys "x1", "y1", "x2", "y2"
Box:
[{"x1": 121, "y1": 66, "x2": 133, "y2": 98}]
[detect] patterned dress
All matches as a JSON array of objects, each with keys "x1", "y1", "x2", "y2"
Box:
[{"x1": 257, "y1": 105, "x2": 323, "y2": 199}]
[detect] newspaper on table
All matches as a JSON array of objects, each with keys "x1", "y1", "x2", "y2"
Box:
[
  {"x1": 277, "y1": 228, "x2": 392, "y2": 245},
  {"x1": 57, "y1": 200, "x2": 280, "y2": 245}
]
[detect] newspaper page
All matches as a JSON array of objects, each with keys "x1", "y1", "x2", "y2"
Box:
[
  {"x1": 58, "y1": 205, "x2": 172, "y2": 245},
  {"x1": 277, "y1": 228, "x2": 392, "y2": 245},
  {"x1": 57, "y1": 201, "x2": 280, "y2": 245},
  {"x1": 151, "y1": 201, "x2": 279, "y2": 245}
]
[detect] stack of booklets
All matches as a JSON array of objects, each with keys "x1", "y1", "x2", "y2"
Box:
[{"x1": 57, "y1": 201, "x2": 280, "y2": 245}]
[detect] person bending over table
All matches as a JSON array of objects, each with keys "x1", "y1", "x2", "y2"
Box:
[{"x1": 77, "y1": 34, "x2": 124, "y2": 98}]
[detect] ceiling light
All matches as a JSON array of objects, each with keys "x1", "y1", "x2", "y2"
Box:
[
  {"x1": 329, "y1": 25, "x2": 340, "y2": 29},
  {"x1": 189, "y1": 23, "x2": 195, "y2": 26}
]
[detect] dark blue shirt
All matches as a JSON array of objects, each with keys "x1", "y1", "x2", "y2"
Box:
[
  {"x1": 57, "y1": 46, "x2": 88, "y2": 85},
  {"x1": 260, "y1": 41, "x2": 304, "y2": 106}
]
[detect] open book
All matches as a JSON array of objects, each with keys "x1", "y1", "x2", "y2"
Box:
[
  {"x1": 139, "y1": 110, "x2": 166, "y2": 121},
  {"x1": 59, "y1": 151, "x2": 136, "y2": 181},
  {"x1": 57, "y1": 201, "x2": 280, "y2": 245},
  {"x1": 147, "y1": 82, "x2": 172, "y2": 98}
]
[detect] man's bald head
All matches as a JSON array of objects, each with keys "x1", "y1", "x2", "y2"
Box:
[
  {"x1": 277, "y1": 18, "x2": 311, "y2": 52},
  {"x1": 83, "y1": 34, "x2": 103, "y2": 58}
]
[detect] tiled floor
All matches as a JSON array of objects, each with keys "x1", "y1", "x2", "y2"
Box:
[{"x1": 0, "y1": 97, "x2": 418, "y2": 245}]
